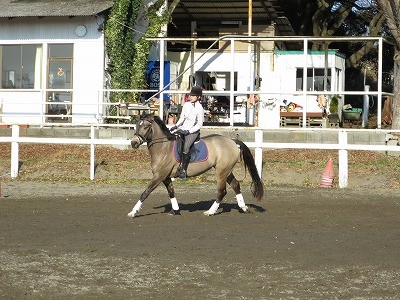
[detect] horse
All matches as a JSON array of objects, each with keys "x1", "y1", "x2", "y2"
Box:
[{"x1": 128, "y1": 114, "x2": 264, "y2": 218}]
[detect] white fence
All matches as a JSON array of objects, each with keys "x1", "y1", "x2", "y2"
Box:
[{"x1": 1, "y1": 125, "x2": 400, "y2": 188}]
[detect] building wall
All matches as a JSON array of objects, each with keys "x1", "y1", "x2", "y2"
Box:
[
  {"x1": 0, "y1": 17, "x2": 103, "y2": 40},
  {"x1": 271, "y1": 51, "x2": 346, "y2": 113},
  {"x1": 0, "y1": 16, "x2": 105, "y2": 124}
]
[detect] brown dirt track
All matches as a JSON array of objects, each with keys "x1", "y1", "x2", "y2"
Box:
[
  {"x1": 1, "y1": 144, "x2": 400, "y2": 299},
  {"x1": 0, "y1": 182, "x2": 400, "y2": 299}
]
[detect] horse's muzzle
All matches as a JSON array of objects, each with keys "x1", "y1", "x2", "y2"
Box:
[{"x1": 131, "y1": 135, "x2": 143, "y2": 149}]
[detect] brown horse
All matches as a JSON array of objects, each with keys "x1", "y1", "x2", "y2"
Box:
[{"x1": 128, "y1": 114, "x2": 264, "y2": 217}]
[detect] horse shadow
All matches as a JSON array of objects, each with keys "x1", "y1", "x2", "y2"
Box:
[{"x1": 153, "y1": 199, "x2": 266, "y2": 215}]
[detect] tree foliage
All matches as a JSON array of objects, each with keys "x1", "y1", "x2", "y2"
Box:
[
  {"x1": 130, "y1": 1, "x2": 170, "y2": 101},
  {"x1": 105, "y1": 0, "x2": 181, "y2": 106},
  {"x1": 105, "y1": 0, "x2": 142, "y2": 104},
  {"x1": 280, "y1": 0, "x2": 385, "y2": 66}
]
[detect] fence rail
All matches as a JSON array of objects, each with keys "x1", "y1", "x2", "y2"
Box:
[{"x1": 1, "y1": 125, "x2": 400, "y2": 188}]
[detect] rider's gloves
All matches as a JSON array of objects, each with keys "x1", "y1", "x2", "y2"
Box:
[{"x1": 177, "y1": 129, "x2": 189, "y2": 136}]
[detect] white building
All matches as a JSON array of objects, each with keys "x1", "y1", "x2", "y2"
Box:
[
  {"x1": 165, "y1": 1, "x2": 345, "y2": 128},
  {"x1": 0, "y1": 0, "x2": 112, "y2": 124},
  {"x1": 0, "y1": 0, "x2": 345, "y2": 128}
]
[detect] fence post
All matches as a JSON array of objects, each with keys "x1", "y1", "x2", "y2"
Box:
[
  {"x1": 254, "y1": 128, "x2": 263, "y2": 178},
  {"x1": 11, "y1": 125, "x2": 19, "y2": 178},
  {"x1": 338, "y1": 130, "x2": 348, "y2": 188},
  {"x1": 90, "y1": 126, "x2": 95, "y2": 181}
]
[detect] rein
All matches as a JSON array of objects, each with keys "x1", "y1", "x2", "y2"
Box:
[
  {"x1": 134, "y1": 117, "x2": 173, "y2": 149},
  {"x1": 146, "y1": 136, "x2": 171, "y2": 149}
]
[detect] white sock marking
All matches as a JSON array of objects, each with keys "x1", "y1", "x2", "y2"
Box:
[
  {"x1": 170, "y1": 197, "x2": 179, "y2": 210},
  {"x1": 236, "y1": 193, "x2": 245, "y2": 208}
]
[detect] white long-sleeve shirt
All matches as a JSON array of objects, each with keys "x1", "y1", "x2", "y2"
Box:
[{"x1": 175, "y1": 101, "x2": 204, "y2": 133}]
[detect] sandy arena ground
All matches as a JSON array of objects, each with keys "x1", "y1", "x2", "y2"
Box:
[{"x1": 0, "y1": 181, "x2": 399, "y2": 299}]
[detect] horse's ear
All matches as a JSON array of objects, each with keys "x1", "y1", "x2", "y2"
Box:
[{"x1": 139, "y1": 111, "x2": 152, "y2": 120}]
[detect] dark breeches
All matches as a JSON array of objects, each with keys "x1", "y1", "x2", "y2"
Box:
[{"x1": 183, "y1": 131, "x2": 200, "y2": 154}]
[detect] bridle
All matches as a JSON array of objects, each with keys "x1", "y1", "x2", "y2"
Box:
[
  {"x1": 134, "y1": 118, "x2": 153, "y2": 146},
  {"x1": 133, "y1": 116, "x2": 171, "y2": 149}
]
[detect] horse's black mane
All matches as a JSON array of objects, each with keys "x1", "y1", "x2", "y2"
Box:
[{"x1": 148, "y1": 114, "x2": 175, "y2": 140}]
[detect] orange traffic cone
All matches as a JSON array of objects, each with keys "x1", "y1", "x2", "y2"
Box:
[{"x1": 320, "y1": 158, "x2": 334, "y2": 188}]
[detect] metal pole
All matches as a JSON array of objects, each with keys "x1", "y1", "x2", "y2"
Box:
[
  {"x1": 230, "y1": 38, "x2": 235, "y2": 126},
  {"x1": 324, "y1": 44, "x2": 328, "y2": 90},
  {"x1": 362, "y1": 85, "x2": 370, "y2": 128},
  {"x1": 247, "y1": 0, "x2": 254, "y2": 111},
  {"x1": 302, "y1": 38, "x2": 308, "y2": 128},
  {"x1": 248, "y1": 0, "x2": 252, "y2": 35},
  {"x1": 190, "y1": 21, "x2": 196, "y2": 80},
  {"x1": 377, "y1": 37, "x2": 383, "y2": 129},
  {"x1": 159, "y1": 39, "x2": 165, "y2": 121}
]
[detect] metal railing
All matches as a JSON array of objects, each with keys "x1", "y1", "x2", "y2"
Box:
[{"x1": 0, "y1": 36, "x2": 394, "y2": 128}]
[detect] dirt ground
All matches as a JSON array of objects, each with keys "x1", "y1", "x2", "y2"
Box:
[
  {"x1": 0, "y1": 181, "x2": 400, "y2": 299},
  {"x1": 1, "y1": 144, "x2": 400, "y2": 299}
]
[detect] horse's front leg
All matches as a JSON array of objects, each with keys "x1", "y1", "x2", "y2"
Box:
[
  {"x1": 163, "y1": 178, "x2": 180, "y2": 215},
  {"x1": 127, "y1": 176, "x2": 163, "y2": 218}
]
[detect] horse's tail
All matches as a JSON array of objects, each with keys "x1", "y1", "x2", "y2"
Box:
[{"x1": 234, "y1": 140, "x2": 264, "y2": 201}]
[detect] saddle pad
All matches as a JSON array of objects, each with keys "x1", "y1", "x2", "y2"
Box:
[{"x1": 173, "y1": 139, "x2": 209, "y2": 163}]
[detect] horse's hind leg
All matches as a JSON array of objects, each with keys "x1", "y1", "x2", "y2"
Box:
[
  {"x1": 227, "y1": 173, "x2": 249, "y2": 213},
  {"x1": 163, "y1": 178, "x2": 180, "y2": 215},
  {"x1": 204, "y1": 172, "x2": 228, "y2": 216}
]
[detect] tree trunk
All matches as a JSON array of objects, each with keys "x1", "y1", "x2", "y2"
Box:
[
  {"x1": 376, "y1": 0, "x2": 400, "y2": 128},
  {"x1": 391, "y1": 53, "x2": 400, "y2": 129}
]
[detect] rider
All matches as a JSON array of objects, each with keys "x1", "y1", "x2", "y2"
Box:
[{"x1": 170, "y1": 85, "x2": 204, "y2": 179}]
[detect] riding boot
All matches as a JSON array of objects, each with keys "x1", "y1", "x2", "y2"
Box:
[{"x1": 179, "y1": 153, "x2": 190, "y2": 179}]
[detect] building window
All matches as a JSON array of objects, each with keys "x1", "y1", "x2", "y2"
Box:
[
  {"x1": 296, "y1": 68, "x2": 331, "y2": 91},
  {"x1": 1, "y1": 44, "x2": 42, "y2": 89},
  {"x1": 47, "y1": 44, "x2": 73, "y2": 122}
]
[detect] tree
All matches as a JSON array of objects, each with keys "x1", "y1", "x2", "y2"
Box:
[
  {"x1": 130, "y1": 0, "x2": 181, "y2": 101},
  {"x1": 105, "y1": 0, "x2": 142, "y2": 106},
  {"x1": 105, "y1": 0, "x2": 181, "y2": 108},
  {"x1": 376, "y1": 0, "x2": 400, "y2": 129},
  {"x1": 280, "y1": 0, "x2": 392, "y2": 119},
  {"x1": 280, "y1": 0, "x2": 385, "y2": 66}
]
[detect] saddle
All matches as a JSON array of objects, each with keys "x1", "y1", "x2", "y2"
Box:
[{"x1": 173, "y1": 134, "x2": 208, "y2": 163}]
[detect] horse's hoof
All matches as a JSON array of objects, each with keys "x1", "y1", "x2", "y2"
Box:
[
  {"x1": 203, "y1": 211, "x2": 214, "y2": 216},
  {"x1": 169, "y1": 209, "x2": 181, "y2": 216},
  {"x1": 127, "y1": 211, "x2": 136, "y2": 218},
  {"x1": 240, "y1": 206, "x2": 250, "y2": 213}
]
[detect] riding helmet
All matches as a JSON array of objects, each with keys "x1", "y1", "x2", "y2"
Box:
[{"x1": 189, "y1": 85, "x2": 203, "y2": 96}]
